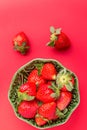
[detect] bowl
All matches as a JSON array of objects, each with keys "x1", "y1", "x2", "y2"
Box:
[{"x1": 8, "y1": 58, "x2": 80, "y2": 129}]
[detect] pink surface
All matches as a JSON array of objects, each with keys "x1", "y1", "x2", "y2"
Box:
[{"x1": 0, "y1": 0, "x2": 87, "y2": 130}]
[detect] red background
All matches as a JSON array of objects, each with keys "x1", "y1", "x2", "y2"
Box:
[{"x1": 0, "y1": 0, "x2": 87, "y2": 130}]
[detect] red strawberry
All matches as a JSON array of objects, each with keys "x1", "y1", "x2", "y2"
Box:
[
  {"x1": 56, "y1": 69, "x2": 75, "y2": 92},
  {"x1": 47, "y1": 26, "x2": 70, "y2": 50},
  {"x1": 41, "y1": 63, "x2": 57, "y2": 80},
  {"x1": 35, "y1": 116, "x2": 47, "y2": 126},
  {"x1": 17, "y1": 82, "x2": 36, "y2": 101},
  {"x1": 38, "y1": 102, "x2": 57, "y2": 120},
  {"x1": 18, "y1": 100, "x2": 39, "y2": 118},
  {"x1": 13, "y1": 32, "x2": 29, "y2": 54},
  {"x1": 36, "y1": 83, "x2": 60, "y2": 103},
  {"x1": 57, "y1": 91, "x2": 72, "y2": 111},
  {"x1": 28, "y1": 69, "x2": 45, "y2": 86},
  {"x1": 19, "y1": 82, "x2": 36, "y2": 96}
]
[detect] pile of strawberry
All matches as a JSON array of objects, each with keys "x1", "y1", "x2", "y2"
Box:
[{"x1": 17, "y1": 62, "x2": 74, "y2": 126}]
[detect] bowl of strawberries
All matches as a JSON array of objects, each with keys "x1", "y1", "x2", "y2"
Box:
[{"x1": 8, "y1": 58, "x2": 80, "y2": 129}]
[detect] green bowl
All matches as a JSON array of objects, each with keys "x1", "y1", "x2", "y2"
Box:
[{"x1": 8, "y1": 58, "x2": 80, "y2": 129}]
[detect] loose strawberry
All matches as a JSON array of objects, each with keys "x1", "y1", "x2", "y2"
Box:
[
  {"x1": 38, "y1": 102, "x2": 57, "y2": 120},
  {"x1": 35, "y1": 116, "x2": 47, "y2": 126},
  {"x1": 47, "y1": 26, "x2": 70, "y2": 50},
  {"x1": 56, "y1": 69, "x2": 75, "y2": 91},
  {"x1": 28, "y1": 69, "x2": 45, "y2": 86},
  {"x1": 41, "y1": 63, "x2": 57, "y2": 80},
  {"x1": 36, "y1": 82, "x2": 60, "y2": 103},
  {"x1": 57, "y1": 91, "x2": 72, "y2": 111},
  {"x1": 18, "y1": 100, "x2": 39, "y2": 118},
  {"x1": 13, "y1": 32, "x2": 29, "y2": 54}
]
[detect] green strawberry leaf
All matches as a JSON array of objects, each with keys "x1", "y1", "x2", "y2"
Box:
[
  {"x1": 20, "y1": 46, "x2": 29, "y2": 54},
  {"x1": 56, "y1": 108, "x2": 65, "y2": 119},
  {"x1": 35, "y1": 63, "x2": 43, "y2": 75},
  {"x1": 50, "y1": 26, "x2": 55, "y2": 33},
  {"x1": 17, "y1": 91, "x2": 35, "y2": 101},
  {"x1": 66, "y1": 81, "x2": 73, "y2": 91},
  {"x1": 59, "y1": 68, "x2": 67, "y2": 74},
  {"x1": 48, "y1": 82, "x2": 60, "y2": 97},
  {"x1": 22, "y1": 42, "x2": 26, "y2": 46},
  {"x1": 56, "y1": 88, "x2": 60, "y2": 97},
  {"x1": 48, "y1": 83, "x2": 56, "y2": 91},
  {"x1": 57, "y1": 84, "x2": 62, "y2": 90},
  {"x1": 46, "y1": 41, "x2": 55, "y2": 47},
  {"x1": 63, "y1": 108, "x2": 68, "y2": 114},
  {"x1": 14, "y1": 45, "x2": 29, "y2": 54},
  {"x1": 14, "y1": 43, "x2": 19, "y2": 50},
  {"x1": 50, "y1": 93, "x2": 57, "y2": 98},
  {"x1": 56, "y1": 28, "x2": 62, "y2": 35}
]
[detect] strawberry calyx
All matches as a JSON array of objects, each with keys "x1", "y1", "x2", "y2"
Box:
[
  {"x1": 47, "y1": 26, "x2": 62, "y2": 47},
  {"x1": 13, "y1": 32, "x2": 30, "y2": 54},
  {"x1": 17, "y1": 91, "x2": 35, "y2": 103},
  {"x1": 56, "y1": 108, "x2": 65, "y2": 119},
  {"x1": 14, "y1": 42, "x2": 29, "y2": 54},
  {"x1": 56, "y1": 69, "x2": 74, "y2": 91},
  {"x1": 48, "y1": 82, "x2": 60, "y2": 99}
]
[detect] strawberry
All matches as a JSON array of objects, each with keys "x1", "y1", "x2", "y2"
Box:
[
  {"x1": 47, "y1": 26, "x2": 70, "y2": 50},
  {"x1": 18, "y1": 100, "x2": 39, "y2": 118},
  {"x1": 28, "y1": 69, "x2": 45, "y2": 86},
  {"x1": 38, "y1": 102, "x2": 57, "y2": 120},
  {"x1": 17, "y1": 82, "x2": 36, "y2": 101},
  {"x1": 57, "y1": 91, "x2": 72, "y2": 111},
  {"x1": 19, "y1": 82, "x2": 36, "y2": 96},
  {"x1": 41, "y1": 63, "x2": 57, "y2": 80},
  {"x1": 35, "y1": 116, "x2": 47, "y2": 126},
  {"x1": 56, "y1": 69, "x2": 75, "y2": 91},
  {"x1": 36, "y1": 82, "x2": 60, "y2": 103},
  {"x1": 36, "y1": 102, "x2": 65, "y2": 123},
  {"x1": 13, "y1": 32, "x2": 29, "y2": 54}
]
